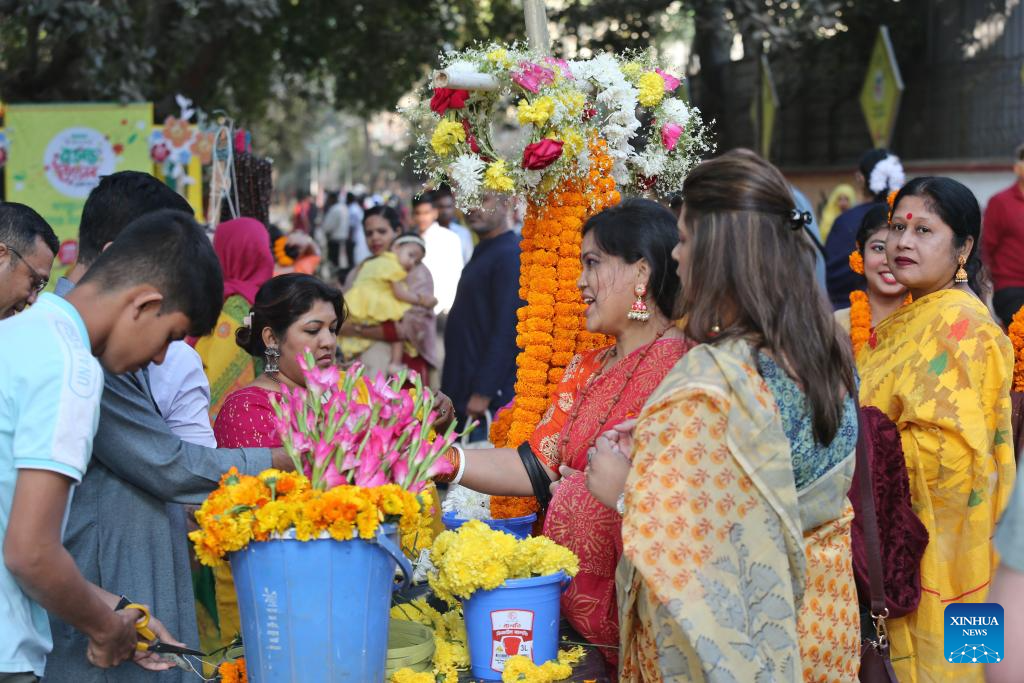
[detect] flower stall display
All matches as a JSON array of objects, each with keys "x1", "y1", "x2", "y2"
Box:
[
  {"x1": 404, "y1": 45, "x2": 712, "y2": 520},
  {"x1": 190, "y1": 355, "x2": 461, "y2": 682}
]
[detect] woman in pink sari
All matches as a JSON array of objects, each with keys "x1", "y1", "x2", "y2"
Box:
[{"x1": 441, "y1": 199, "x2": 692, "y2": 663}]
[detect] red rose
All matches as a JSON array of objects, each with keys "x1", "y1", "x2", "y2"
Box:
[
  {"x1": 461, "y1": 119, "x2": 481, "y2": 154},
  {"x1": 582, "y1": 107, "x2": 597, "y2": 121},
  {"x1": 522, "y1": 139, "x2": 564, "y2": 170},
  {"x1": 430, "y1": 88, "x2": 470, "y2": 115}
]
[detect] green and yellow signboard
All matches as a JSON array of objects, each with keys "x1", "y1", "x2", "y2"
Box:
[
  {"x1": 860, "y1": 26, "x2": 904, "y2": 149},
  {"x1": 4, "y1": 102, "x2": 153, "y2": 274}
]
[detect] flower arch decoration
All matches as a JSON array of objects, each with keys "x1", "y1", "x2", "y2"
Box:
[{"x1": 404, "y1": 44, "x2": 714, "y2": 518}]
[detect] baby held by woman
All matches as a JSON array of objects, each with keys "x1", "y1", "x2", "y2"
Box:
[{"x1": 339, "y1": 233, "x2": 436, "y2": 376}]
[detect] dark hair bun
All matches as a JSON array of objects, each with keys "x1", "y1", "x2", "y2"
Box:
[
  {"x1": 235, "y1": 324, "x2": 258, "y2": 355},
  {"x1": 235, "y1": 273, "x2": 346, "y2": 359}
]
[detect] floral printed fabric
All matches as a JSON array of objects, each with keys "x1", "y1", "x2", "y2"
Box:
[
  {"x1": 618, "y1": 340, "x2": 858, "y2": 682},
  {"x1": 858, "y1": 288, "x2": 1016, "y2": 683}
]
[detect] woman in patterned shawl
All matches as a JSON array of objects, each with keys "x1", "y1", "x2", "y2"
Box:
[
  {"x1": 587, "y1": 150, "x2": 861, "y2": 682},
  {"x1": 857, "y1": 177, "x2": 1015, "y2": 682},
  {"x1": 448, "y1": 199, "x2": 692, "y2": 664}
]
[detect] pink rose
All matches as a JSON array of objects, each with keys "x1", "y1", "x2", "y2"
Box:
[
  {"x1": 512, "y1": 61, "x2": 556, "y2": 94},
  {"x1": 522, "y1": 138, "x2": 564, "y2": 170},
  {"x1": 661, "y1": 122, "x2": 683, "y2": 151},
  {"x1": 542, "y1": 56, "x2": 574, "y2": 80},
  {"x1": 655, "y1": 68, "x2": 681, "y2": 92},
  {"x1": 430, "y1": 87, "x2": 470, "y2": 115}
]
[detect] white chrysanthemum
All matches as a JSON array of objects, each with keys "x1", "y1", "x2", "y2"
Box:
[
  {"x1": 449, "y1": 154, "x2": 485, "y2": 198},
  {"x1": 660, "y1": 98, "x2": 692, "y2": 127},
  {"x1": 441, "y1": 485, "x2": 491, "y2": 520},
  {"x1": 636, "y1": 150, "x2": 668, "y2": 177},
  {"x1": 869, "y1": 154, "x2": 906, "y2": 195}
]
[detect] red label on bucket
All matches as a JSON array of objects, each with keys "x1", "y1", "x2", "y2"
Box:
[{"x1": 490, "y1": 609, "x2": 535, "y2": 671}]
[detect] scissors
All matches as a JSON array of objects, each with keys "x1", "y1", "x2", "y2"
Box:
[{"x1": 124, "y1": 603, "x2": 206, "y2": 658}]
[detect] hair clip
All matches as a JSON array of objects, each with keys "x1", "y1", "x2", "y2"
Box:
[
  {"x1": 243, "y1": 313, "x2": 253, "y2": 328},
  {"x1": 788, "y1": 209, "x2": 812, "y2": 231}
]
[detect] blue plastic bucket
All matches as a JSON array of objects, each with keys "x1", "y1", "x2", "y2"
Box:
[
  {"x1": 230, "y1": 524, "x2": 412, "y2": 682},
  {"x1": 462, "y1": 571, "x2": 570, "y2": 680},
  {"x1": 442, "y1": 512, "x2": 537, "y2": 540}
]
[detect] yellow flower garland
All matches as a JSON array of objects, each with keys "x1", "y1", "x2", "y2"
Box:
[
  {"x1": 1009, "y1": 305, "x2": 1024, "y2": 392},
  {"x1": 502, "y1": 647, "x2": 585, "y2": 682},
  {"x1": 189, "y1": 468, "x2": 421, "y2": 566},
  {"x1": 489, "y1": 139, "x2": 618, "y2": 519},
  {"x1": 391, "y1": 597, "x2": 470, "y2": 681}
]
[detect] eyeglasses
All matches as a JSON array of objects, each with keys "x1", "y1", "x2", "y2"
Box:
[{"x1": 4, "y1": 243, "x2": 50, "y2": 293}]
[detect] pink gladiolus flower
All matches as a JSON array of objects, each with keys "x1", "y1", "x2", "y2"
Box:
[
  {"x1": 303, "y1": 364, "x2": 340, "y2": 395},
  {"x1": 655, "y1": 68, "x2": 681, "y2": 92},
  {"x1": 425, "y1": 455, "x2": 454, "y2": 480},
  {"x1": 323, "y1": 462, "x2": 345, "y2": 488},
  {"x1": 313, "y1": 439, "x2": 334, "y2": 465},
  {"x1": 661, "y1": 122, "x2": 683, "y2": 151},
  {"x1": 512, "y1": 61, "x2": 556, "y2": 94}
]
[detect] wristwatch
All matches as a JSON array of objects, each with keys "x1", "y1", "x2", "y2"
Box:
[{"x1": 615, "y1": 493, "x2": 625, "y2": 516}]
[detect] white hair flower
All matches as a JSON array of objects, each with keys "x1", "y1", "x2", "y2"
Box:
[{"x1": 869, "y1": 154, "x2": 906, "y2": 195}]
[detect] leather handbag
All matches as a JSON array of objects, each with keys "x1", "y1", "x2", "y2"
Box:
[{"x1": 855, "y1": 406, "x2": 899, "y2": 682}]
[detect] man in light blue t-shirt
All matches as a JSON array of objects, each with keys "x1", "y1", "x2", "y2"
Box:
[{"x1": 0, "y1": 210, "x2": 224, "y2": 681}]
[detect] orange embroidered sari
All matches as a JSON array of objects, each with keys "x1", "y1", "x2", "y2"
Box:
[{"x1": 529, "y1": 338, "x2": 691, "y2": 664}]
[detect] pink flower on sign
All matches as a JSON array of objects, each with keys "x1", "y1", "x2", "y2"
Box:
[
  {"x1": 661, "y1": 122, "x2": 684, "y2": 151},
  {"x1": 542, "y1": 56, "x2": 573, "y2": 80},
  {"x1": 512, "y1": 61, "x2": 556, "y2": 93},
  {"x1": 655, "y1": 68, "x2": 681, "y2": 92}
]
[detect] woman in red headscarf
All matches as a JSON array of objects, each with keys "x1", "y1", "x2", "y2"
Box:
[{"x1": 194, "y1": 217, "x2": 275, "y2": 420}]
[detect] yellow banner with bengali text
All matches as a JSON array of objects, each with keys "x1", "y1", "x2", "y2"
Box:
[{"x1": 4, "y1": 102, "x2": 153, "y2": 275}]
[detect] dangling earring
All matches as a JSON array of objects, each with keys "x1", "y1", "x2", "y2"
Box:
[
  {"x1": 954, "y1": 255, "x2": 968, "y2": 284},
  {"x1": 264, "y1": 346, "x2": 281, "y2": 374},
  {"x1": 628, "y1": 283, "x2": 651, "y2": 322}
]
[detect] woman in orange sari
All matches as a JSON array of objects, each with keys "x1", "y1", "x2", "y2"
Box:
[{"x1": 439, "y1": 199, "x2": 692, "y2": 662}]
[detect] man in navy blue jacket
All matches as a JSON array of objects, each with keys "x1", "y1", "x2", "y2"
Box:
[{"x1": 442, "y1": 193, "x2": 523, "y2": 439}]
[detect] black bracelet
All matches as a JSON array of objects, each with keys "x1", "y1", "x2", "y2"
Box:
[{"x1": 517, "y1": 442, "x2": 553, "y2": 513}]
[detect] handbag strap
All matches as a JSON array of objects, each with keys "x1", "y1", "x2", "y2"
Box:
[{"x1": 855, "y1": 406, "x2": 889, "y2": 619}]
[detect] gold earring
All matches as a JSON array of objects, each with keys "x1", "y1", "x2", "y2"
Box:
[{"x1": 954, "y1": 255, "x2": 968, "y2": 284}]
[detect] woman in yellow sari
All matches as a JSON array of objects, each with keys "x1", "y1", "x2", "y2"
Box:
[
  {"x1": 587, "y1": 150, "x2": 861, "y2": 682},
  {"x1": 858, "y1": 176, "x2": 1015, "y2": 682}
]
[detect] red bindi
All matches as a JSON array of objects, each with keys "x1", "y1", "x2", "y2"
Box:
[{"x1": 906, "y1": 213, "x2": 913, "y2": 219}]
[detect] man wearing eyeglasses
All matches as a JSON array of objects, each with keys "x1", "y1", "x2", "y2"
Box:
[{"x1": 0, "y1": 203, "x2": 59, "y2": 319}]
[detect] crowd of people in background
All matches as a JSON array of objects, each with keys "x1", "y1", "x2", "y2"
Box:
[{"x1": 1, "y1": 139, "x2": 1023, "y2": 683}]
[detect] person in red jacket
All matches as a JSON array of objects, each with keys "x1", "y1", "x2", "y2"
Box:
[{"x1": 982, "y1": 143, "x2": 1024, "y2": 326}]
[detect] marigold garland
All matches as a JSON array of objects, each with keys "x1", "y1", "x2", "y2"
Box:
[
  {"x1": 490, "y1": 139, "x2": 619, "y2": 519},
  {"x1": 390, "y1": 597, "x2": 470, "y2": 681},
  {"x1": 189, "y1": 468, "x2": 421, "y2": 566},
  {"x1": 502, "y1": 646, "x2": 586, "y2": 682},
  {"x1": 1009, "y1": 305, "x2": 1024, "y2": 392},
  {"x1": 272, "y1": 236, "x2": 294, "y2": 267},
  {"x1": 849, "y1": 289, "x2": 913, "y2": 357},
  {"x1": 217, "y1": 658, "x2": 247, "y2": 683},
  {"x1": 848, "y1": 249, "x2": 865, "y2": 276}
]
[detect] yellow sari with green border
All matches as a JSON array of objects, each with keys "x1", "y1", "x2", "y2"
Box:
[{"x1": 858, "y1": 288, "x2": 1015, "y2": 682}]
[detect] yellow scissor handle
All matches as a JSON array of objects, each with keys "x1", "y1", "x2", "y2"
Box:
[{"x1": 124, "y1": 603, "x2": 157, "y2": 644}]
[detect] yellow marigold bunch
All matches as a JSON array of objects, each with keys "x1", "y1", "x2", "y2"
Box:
[
  {"x1": 1010, "y1": 305, "x2": 1024, "y2": 392},
  {"x1": 391, "y1": 598, "x2": 470, "y2": 681},
  {"x1": 501, "y1": 646, "x2": 585, "y2": 682},
  {"x1": 638, "y1": 72, "x2": 666, "y2": 107},
  {"x1": 217, "y1": 658, "x2": 247, "y2": 683},
  {"x1": 518, "y1": 97, "x2": 555, "y2": 126},
  {"x1": 485, "y1": 160, "x2": 516, "y2": 192},
  {"x1": 430, "y1": 119, "x2": 466, "y2": 156},
  {"x1": 401, "y1": 490, "x2": 438, "y2": 557},
  {"x1": 849, "y1": 290, "x2": 872, "y2": 357},
  {"x1": 189, "y1": 470, "x2": 421, "y2": 566},
  {"x1": 428, "y1": 520, "x2": 578, "y2": 604},
  {"x1": 486, "y1": 47, "x2": 514, "y2": 69},
  {"x1": 390, "y1": 670, "x2": 433, "y2": 683}
]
